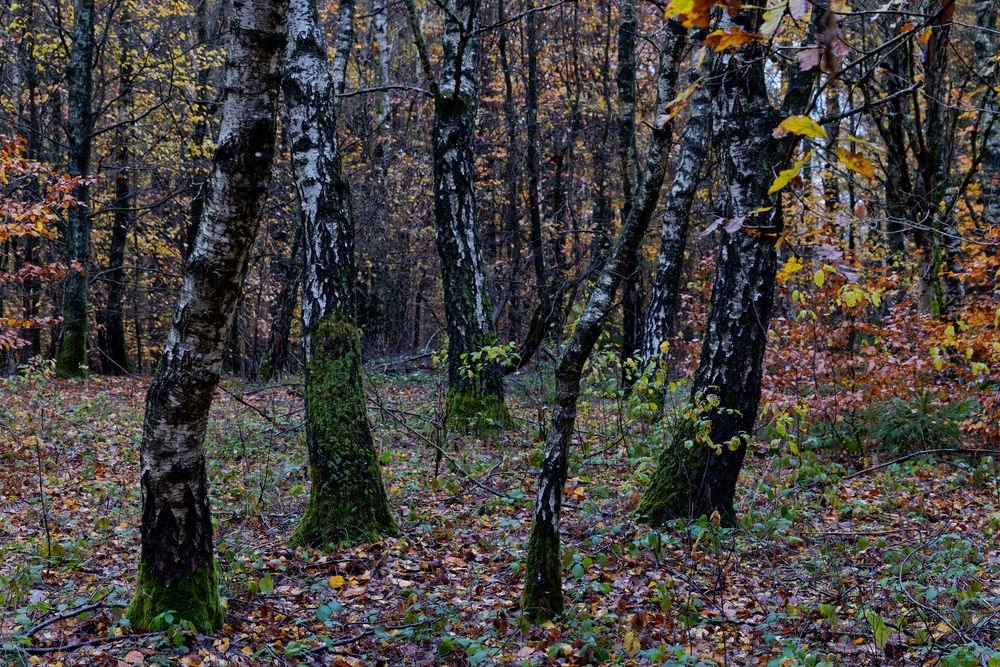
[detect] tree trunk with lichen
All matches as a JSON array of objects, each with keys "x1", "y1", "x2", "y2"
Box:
[
  {"x1": 127, "y1": 0, "x2": 287, "y2": 632},
  {"x1": 432, "y1": 0, "x2": 511, "y2": 429},
  {"x1": 641, "y1": 64, "x2": 713, "y2": 360},
  {"x1": 638, "y1": 7, "x2": 822, "y2": 526},
  {"x1": 283, "y1": 0, "x2": 395, "y2": 547},
  {"x1": 55, "y1": 0, "x2": 95, "y2": 378},
  {"x1": 521, "y1": 21, "x2": 686, "y2": 622}
]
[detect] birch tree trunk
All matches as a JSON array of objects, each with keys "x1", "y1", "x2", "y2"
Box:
[
  {"x1": 126, "y1": 0, "x2": 287, "y2": 631},
  {"x1": 975, "y1": 0, "x2": 999, "y2": 229},
  {"x1": 641, "y1": 67, "x2": 713, "y2": 360},
  {"x1": 521, "y1": 21, "x2": 686, "y2": 621},
  {"x1": 54, "y1": 0, "x2": 95, "y2": 378},
  {"x1": 638, "y1": 7, "x2": 823, "y2": 526},
  {"x1": 283, "y1": 0, "x2": 395, "y2": 546},
  {"x1": 432, "y1": 0, "x2": 511, "y2": 428}
]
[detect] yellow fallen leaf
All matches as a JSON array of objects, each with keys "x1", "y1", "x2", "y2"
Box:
[{"x1": 328, "y1": 574, "x2": 346, "y2": 588}]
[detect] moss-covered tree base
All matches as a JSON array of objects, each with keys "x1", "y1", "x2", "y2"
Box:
[
  {"x1": 444, "y1": 388, "x2": 513, "y2": 432},
  {"x1": 520, "y1": 519, "x2": 563, "y2": 622},
  {"x1": 636, "y1": 439, "x2": 705, "y2": 526},
  {"x1": 291, "y1": 317, "x2": 396, "y2": 548},
  {"x1": 126, "y1": 559, "x2": 223, "y2": 632},
  {"x1": 54, "y1": 326, "x2": 89, "y2": 379}
]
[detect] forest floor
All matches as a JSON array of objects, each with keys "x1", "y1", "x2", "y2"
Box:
[{"x1": 1, "y1": 368, "x2": 998, "y2": 666}]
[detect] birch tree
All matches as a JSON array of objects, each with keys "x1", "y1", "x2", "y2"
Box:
[
  {"x1": 641, "y1": 62, "x2": 714, "y2": 360},
  {"x1": 282, "y1": 0, "x2": 396, "y2": 546},
  {"x1": 521, "y1": 20, "x2": 686, "y2": 621},
  {"x1": 405, "y1": 0, "x2": 511, "y2": 428},
  {"x1": 126, "y1": 0, "x2": 288, "y2": 631},
  {"x1": 637, "y1": 5, "x2": 825, "y2": 526},
  {"x1": 975, "y1": 0, "x2": 999, "y2": 228},
  {"x1": 54, "y1": 0, "x2": 95, "y2": 378}
]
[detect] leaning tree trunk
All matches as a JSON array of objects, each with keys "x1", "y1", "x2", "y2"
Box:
[
  {"x1": 126, "y1": 0, "x2": 287, "y2": 632},
  {"x1": 521, "y1": 20, "x2": 686, "y2": 621},
  {"x1": 638, "y1": 6, "x2": 823, "y2": 526},
  {"x1": 54, "y1": 0, "x2": 95, "y2": 378},
  {"x1": 283, "y1": 0, "x2": 395, "y2": 547},
  {"x1": 98, "y1": 28, "x2": 134, "y2": 375},
  {"x1": 641, "y1": 64, "x2": 713, "y2": 360},
  {"x1": 432, "y1": 0, "x2": 511, "y2": 428}
]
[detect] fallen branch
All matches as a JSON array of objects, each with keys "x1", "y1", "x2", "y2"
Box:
[
  {"x1": 304, "y1": 616, "x2": 442, "y2": 655},
  {"x1": 843, "y1": 448, "x2": 1000, "y2": 480},
  {"x1": 14, "y1": 631, "x2": 165, "y2": 655}
]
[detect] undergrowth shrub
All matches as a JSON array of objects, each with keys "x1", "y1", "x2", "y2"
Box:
[{"x1": 861, "y1": 390, "x2": 974, "y2": 452}]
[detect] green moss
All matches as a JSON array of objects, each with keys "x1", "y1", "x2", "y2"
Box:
[
  {"x1": 126, "y1": 559, "x2": 223, "y2": 632},
  {"x1": 290, "y1": 317, "x2": 396, "y2": 548},
  {"x1": 444, "y1": 388, "x2": 513, "y2": 432},
  {"x1": 54, "y1": 324, "x2": 88, "y2": 379},
  {"x1": 520, "y1": 520, "x2": 563, "y2": 622},
  {"x1": 636, "y1": 421, "x2": 705, "y2": 526}
]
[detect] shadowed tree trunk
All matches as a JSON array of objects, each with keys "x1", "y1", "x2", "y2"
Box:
[
  {"x1": 98, "y1": 23, "x2": 134, "y2": 375},
  {"x1": 261, "y1": 224, "x2": 301, "y2": 381},
  {"x1": 126, "y1": 0, "x2": 287, "y2": 632},
  {"x1": 283, "y1": 0, "x2": 395, "y2": 547},
  {"x1": 521, "y1": 20, "x2": 686, "y2": 621},
  {"x1": 55, "y1": 0, "x2": 96, "y2": 378},
  {"x1": 616, "y1": 0, "x2": 643, "y2": 389},
  {"x1": 638, "y1": 6, "x2": 824, "y2": 526},
  {"x1": 641, "y1": 62, "x2": 713, "y2": 360},
  {"x1": 15, "y1": 0, "x2": 42, "y2": 361}
]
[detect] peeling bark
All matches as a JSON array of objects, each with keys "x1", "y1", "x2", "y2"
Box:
[
  {"x1": 638, "y1": 6, "x2": 823, "y2": 525},
  {"x1": 431, "y1": 0, "x2": 511, "y2": 428},
  {"x1": 641, "y1": 64, "x2": 713, "y2": 360},
  {"x1": 283, "y1": 0, "x2": 395, "y2": 545},
  {"x1": 127, "y1": 0, "x2": 288, "y2": 631}
]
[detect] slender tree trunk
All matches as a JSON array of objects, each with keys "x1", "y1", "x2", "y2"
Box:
[
  {"x1": 638, "y1": 7, "x2": 823, "y2": 526},
  {"x1": 16, "y1": 0, "x2": 42, "y2": 360},
  {"x1": 497, "y1": 0, "x2": 522, "y2": 342},
  {"x1": 126, "y1": 0, "x2": 287, "y2": 631},
  {"x1": 55, "y1": 0, "x2": 96, "y2": 378},
  {"x1": 521, "y1": 21, "x2": 686, "y2": 621},
  {"x1": 976, "y1": 0, "x2": 1000, "y2": 229},
  {"x1": 641, "y1": 66, "x2": 713, "y2": 360},
  {"x1": 98, "y1": 26, "x2": 134, "y2": 375},
  {"x1": 261, "y1": 224, "x2": 301, "y2": 380},
  {"x1": 432, "y1": 0, "x2": 511, "y2": 428},
  {"x1": 283, "y1": 0, "x2": 395, "y2": 546},
  {"x1": 616, "y1": 0, "x2": 642, "y2": 388}
]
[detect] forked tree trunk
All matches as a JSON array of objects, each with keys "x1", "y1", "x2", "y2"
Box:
[
  {"x1": 127, "y1": 0, "x2": 287, "y2": 632},
  {"x1": 521, "y1": 21, "x2": 686, "y2": 621},
  {"x1": 431, "y1": 0, "x2": 511, "y2": 428},
  {"x1": 638, "y1": 6, "x2": 822, "y2": 526},
  {"x1": 641, "y1": 65, "x2": 713, "y2": 360},
  {"x1": 55, "y1": 0, "x2": 95, "y2": 378},
  {"x1": 283, "y1": 0, "x2": 395, "y2": 546}
]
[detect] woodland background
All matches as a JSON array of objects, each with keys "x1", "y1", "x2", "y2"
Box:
[{"x1": 1, "y1": 0, "x2": 999, "y2": 663}]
